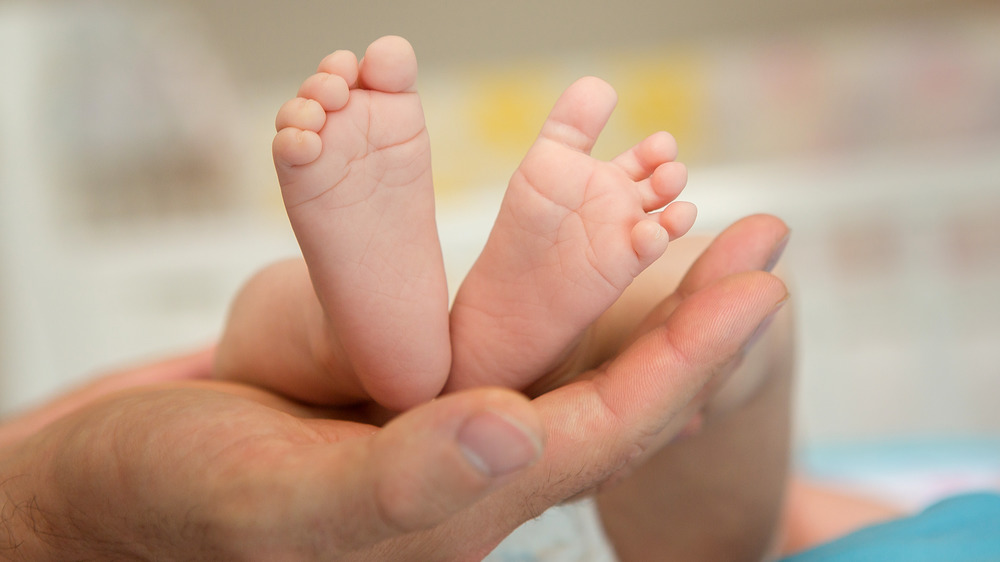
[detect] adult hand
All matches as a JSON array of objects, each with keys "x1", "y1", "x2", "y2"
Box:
[
  {"x1": 1, "y1": 366, "x2": 543, "y2": 560},
  {"x1": 595, "y1": 214, "x2": 796, "y2": 562},
  {"x1": 1, "y1": 216, "x2": 786, "y2": 560}
]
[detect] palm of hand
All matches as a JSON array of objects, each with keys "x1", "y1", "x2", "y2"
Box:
[
  {"x1": 27, "y1": 383, "x2": 367, "y2": 559},
  {"x1": 8, "y1": 215, "x2": 787, "y2": 561}
]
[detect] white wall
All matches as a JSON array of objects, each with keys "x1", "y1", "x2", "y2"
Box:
[{"x1": 2, "y1": 1, "x2": 998, "y2": 447}]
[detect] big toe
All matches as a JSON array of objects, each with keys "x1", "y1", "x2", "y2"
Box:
[
  {"x1": 538, "y1": 76, "x2": 618, "y2": 154},
  {"x1": 358, "y1": 35, "x2": 419, "y2": 93}
]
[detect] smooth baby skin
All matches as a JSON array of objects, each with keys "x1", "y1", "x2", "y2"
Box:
[
  {"x1": 449, "y1": 76, "x2": 695, "y2": 393},
  {"x1": 271, "y1": 36, "x2": 450, "y2": 411}
]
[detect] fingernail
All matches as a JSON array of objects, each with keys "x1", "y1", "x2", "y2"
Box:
[
  {"x1": 457, "y1": 411, "x2": 542, "y2": 478},
  {"x1": 764, "y1": 232, "x2": 790, "y2": 273},
  {"x1": 744, "y1": 295, "x2": 789, "y2": 352}
]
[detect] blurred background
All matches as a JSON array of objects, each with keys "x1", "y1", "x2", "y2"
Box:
[{"x1": 2, "y1": 0, "x2": 998, "y2": 511}]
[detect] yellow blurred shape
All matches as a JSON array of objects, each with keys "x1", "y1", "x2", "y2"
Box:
[
  {"x1": 464, "y1": 66, "x2": 556, "y2": 154},
  {"x1": 615, "y1": 52, "x2": 706, "y2": 158}
]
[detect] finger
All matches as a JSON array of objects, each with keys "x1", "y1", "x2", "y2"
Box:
[
  {"x1": 413, "y1": 272, "x2": 789, "y2": 556},
  {"x1": 627, "y1": 214, "x2": 789, "y2": 344},
  {"x1": 290, "y1": 388, "x2": 543, "y2": 555},
  {"x1": 591, "y1": 271, "x2": 788, "y2": 437},
  {"x1": 677, "y1": 214, "x2": 790, "y2": 297},
  {"x1": 537, "y1": 76, "x2": 617, "y2": 154}
]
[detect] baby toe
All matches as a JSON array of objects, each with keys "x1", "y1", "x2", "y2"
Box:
[
  {"x1": 273, "y1": 127, "x2": 322, "y2": 168},
  {"x1": 612, "y1": 131, "x2": 678, "y2": 181},
  {"x1": 631, "y1": 219, "x2": 671, "y2": 267},
  {"x1": 658, "y1": 201, "x2": 698, "y2": 241},
  {"x1": 358, "y1": 35, "x2": 418, "y2": 93},
  {"x1": 298, "y1": 73, "x2": 350, "y2": 112},
  {"x1": 275, "y1": 97, "x2": 326, "y2": 133},
  {"x1": 635, "y1": 162, "x2": 687, "y2": 211},
  {"x1": 639, "y1": 162, "x2": 687, "y2": 209},
  {"x1": 318, "y1": 49, "x2": 360, "y2": 87}
]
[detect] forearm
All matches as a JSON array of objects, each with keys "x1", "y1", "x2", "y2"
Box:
[
  {"x1": 1, "y1": 441, "x2": 57, "y2": 561},
  {"x1": 596, "y1": 306, "x2": 794, "y2": 561},
  {"x1": 0, "y1": 350, "x2": 217, "y2": 559}
]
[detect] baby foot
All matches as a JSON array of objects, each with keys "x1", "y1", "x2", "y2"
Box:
[
  {"x1": 273, "y1": 36, "x2": 450, "y2": 411},
  {"x1": 448, "y1": 77, "x2": 696, "y2": 393}
]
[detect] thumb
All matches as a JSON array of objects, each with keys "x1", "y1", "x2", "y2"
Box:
[{"x1": 294, "y1": 388, "x2": 544, "y2": 555}]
